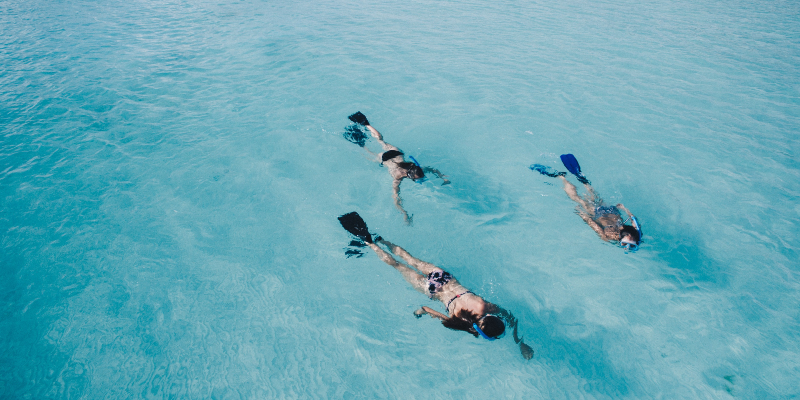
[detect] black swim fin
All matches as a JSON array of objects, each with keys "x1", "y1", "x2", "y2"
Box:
[
  {"x1": 338, "y1": 211, "x2": 373, "y2": 243},
  {"x1": 343, "y1": 125, "x2": 368, "y2": 147},
  {"x1": 560, "y1": 154, "x2": 590, "y2": 185},
  {"x1": 348, "y1": 111, "x2": 370, "y2": 126}
]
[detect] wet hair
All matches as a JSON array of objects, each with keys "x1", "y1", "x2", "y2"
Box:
[
  {"x1": 441, "y1": 312, "x2": 479, "y2": 337},
  {"x1": 441, "y1": 312, "x2": 505, "y2": 339},
  {"x1": 479, "y1": 315, "x2": 505, "y2": 338},
  {"x1": 620, "y1": 225, "x2": 640, "y2": 243}
]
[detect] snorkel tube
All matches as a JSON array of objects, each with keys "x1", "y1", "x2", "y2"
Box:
[
  {"x1": 407, "y1": 156, "x2": 427, "y2": 184},
  {"x1": 631, "y1": 215, "x2": 642, "y2": 239},
  {"x1": 473, "y1": 323, "x2": 496, "y2": 341}
]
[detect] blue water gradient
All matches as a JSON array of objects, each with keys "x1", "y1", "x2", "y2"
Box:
[{"x1": 2, "y1": 0, "x2": 799, "y2": 398}]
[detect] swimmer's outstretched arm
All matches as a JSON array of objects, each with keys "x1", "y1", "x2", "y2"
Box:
[
  {"x1": 617, "y1": 203, "x2": 634, "y2": 219},
  {"x1": 488, "y1": 304, "x2": 534, "y2": 360},
  {"x1": 392, "y1": 179, "x2": 412, "y2": 225},
  {"x1": 414, "y1": 306, "x2": 448, "y2": 320},
  {"x1": 422, "y1": 166, "x2": 451, "y2": 185}
]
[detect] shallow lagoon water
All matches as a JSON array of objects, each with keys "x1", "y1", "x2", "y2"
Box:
[{"x1": 2, "y1": 0, "x2": 799, "y2": 398}]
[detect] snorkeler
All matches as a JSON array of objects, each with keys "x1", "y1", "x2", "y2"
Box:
[
  {"x1": 531, "y1": 154, "x2": 642, "y2": 251},
  {"x1": 338, "y1": 211, "x2": 534, "y2": 360},
  {"x1": 345, "y1": 112, "x2": 450, "y2": 224}
]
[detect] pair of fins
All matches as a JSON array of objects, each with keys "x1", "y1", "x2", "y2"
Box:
[{"x1": 530, "y1": 154, "x2": 590, "y2": 185}]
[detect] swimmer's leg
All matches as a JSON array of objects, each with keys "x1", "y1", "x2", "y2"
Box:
[
  {"x1": 377, "y1": 239, "x2": 441, "y2": 276},
  {"x1": 583, "y1": 182, "x2": 600, "y2": 204},
  {"x1": 363, "y1": 146, "x2": 380, "y2": 161},
  {"x1": 560, "y1": 175, "x2": 592, "y2": 212},
  {"x1": 364, "y1": 125, "x2": 398, "y2": 151},
  {"x1": 368, "y1": 243, "x2": 427, "y2": 294}
]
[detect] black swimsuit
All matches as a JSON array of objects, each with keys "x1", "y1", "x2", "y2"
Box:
[{"x1": 381, "y1": 150, "x2": 404, "y2": 162}]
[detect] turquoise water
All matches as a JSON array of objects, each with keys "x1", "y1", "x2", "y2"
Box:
[{"x1": 2, "y1": 0, "x2": 799, "y2": 397}]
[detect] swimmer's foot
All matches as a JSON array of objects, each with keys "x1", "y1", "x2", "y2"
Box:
[{"x1": 348, "y1": 111, "x2": 370, "y2": 126}]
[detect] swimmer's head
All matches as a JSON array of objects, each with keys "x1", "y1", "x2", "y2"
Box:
[
  {"x1": 477, "y1": 315, "x2": 505, "y2": 339},
  {"x1": 442, "y1": 312, "x2": 503, "y2": 340},
  {"x1": 398, "y1": 162, "x2": 424, "y2": 181},
  {"x1": 620, "y1": 225, "x2": 640, "y2": 243},
  {"x1": 407, "y1": 164, "x2": 424, "y2": 181}
]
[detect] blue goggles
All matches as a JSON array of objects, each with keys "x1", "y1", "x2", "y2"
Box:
[{"x1": 620, "y1": 238, "x2": 639, "y2": 252}]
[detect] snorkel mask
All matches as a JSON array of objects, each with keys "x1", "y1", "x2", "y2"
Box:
[
  {"x1": 407, "y1": 156, "x2": 427, "y2": 184},
  {"x1": 620, "y1": 238, "x2": 639, "y2": 251},
  {"x1": 619, "y1": 215, "x2": 642, "y2": 252}
]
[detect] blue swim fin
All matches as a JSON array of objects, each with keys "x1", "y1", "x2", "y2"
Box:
[
  {"x1": 529, "y1": 164, "x2": 566, "y2": 178},
  {"x1": 560, "y1": 154, "x2": 590, "y2": 185}
]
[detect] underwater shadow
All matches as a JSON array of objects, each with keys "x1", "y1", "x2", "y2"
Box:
[
  {"x1": 521, "y1": 299, "x2": 634, "y2": 397},
  {"x1": 630, "y1": 187, "x2": 729, "y2": 290},
  {"x1": 440, "y1": 164, "x2": 518, "y2": 219}
]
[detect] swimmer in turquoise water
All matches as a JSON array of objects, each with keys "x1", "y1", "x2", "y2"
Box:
[
  {"x1": 346, "y1": 112, "x2": 449, "y2": 224},
  {"x1": 338, "y1": 212, "x2": 534, "y2": 359},
  {"x1": 531, "y1": 154, "x2": 642, "y2": 251}
]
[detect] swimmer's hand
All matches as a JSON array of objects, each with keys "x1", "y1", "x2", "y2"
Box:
[
  {"x1": 513, "y1": 323, "x2": 534, "y2": 360},
  {"x1": 413, "y1": 308, "x2": 427, "y2": 318},
  {"x1": 520, "y1": 342, "x2": 534, "y2": 360}
]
